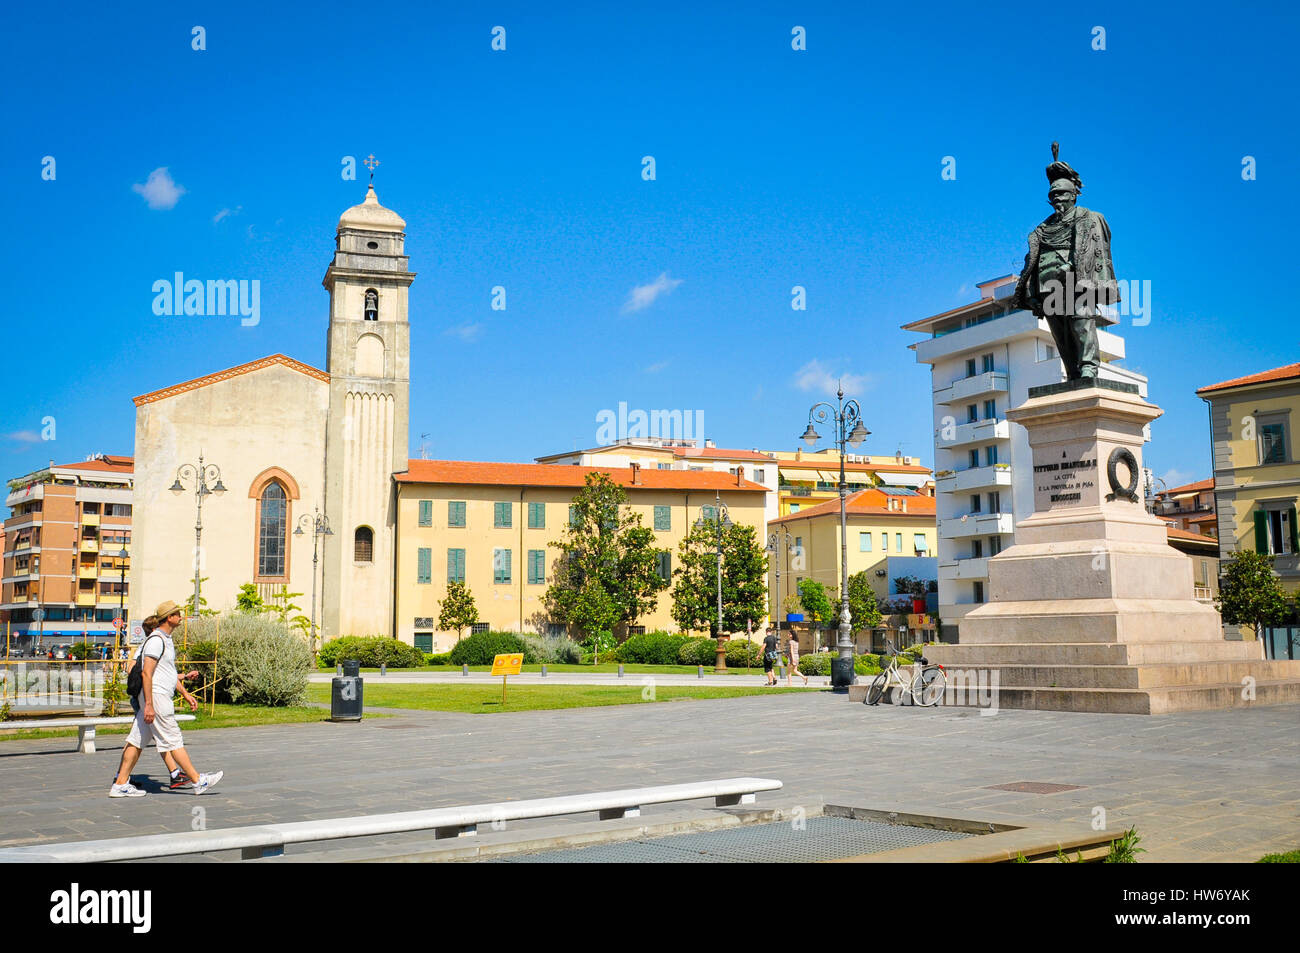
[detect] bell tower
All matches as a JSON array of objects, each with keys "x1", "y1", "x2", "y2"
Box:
[{"x1": 321, "y1": 183, "x2": 415, "y2": 638}]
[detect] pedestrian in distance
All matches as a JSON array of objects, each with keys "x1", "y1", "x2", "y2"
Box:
[
  {"x1": 109, "y1": 600, "x2": 221, "y2": 798},
  {"x1": 762, "y1": 629, "x2": 781, "y2": 686},
  {"x1": 785, "y1": 631, "x2": 809, "y2": 687}
]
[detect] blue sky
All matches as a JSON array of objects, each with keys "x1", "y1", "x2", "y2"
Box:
[{"x1": 1, "y1": 1, "x2": 1295, "y2": 490}]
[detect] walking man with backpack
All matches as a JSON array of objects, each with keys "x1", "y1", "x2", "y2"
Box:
[{"x1": 109, "y1": 600, "x2": 223, "y2": 798}]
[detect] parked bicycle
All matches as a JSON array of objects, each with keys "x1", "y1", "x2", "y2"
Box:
[{"x1": 865, "y1": 639, "x2": 947, "y2": 707}]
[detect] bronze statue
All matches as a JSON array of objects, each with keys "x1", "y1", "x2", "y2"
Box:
[{"x1": 1011, "y1": 144, "x2": 1119, "y2": 382}]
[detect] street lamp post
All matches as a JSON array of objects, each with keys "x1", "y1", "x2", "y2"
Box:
[
  {"x1": 695, "y1": 492, "x2": 732, "y2": 673},
  {"x1": 801, "y1": 383, "x2": 871, "y2": 690},
  {"x1": 168, "y1": 453, "x2": 227, "y2": 616},
  {"x1": 293, "y1": 507, "x2": 333, "y2": 653},
  {"x1": 767, "y1": 526, "x2": 792, "y2": 652},
  {"x1": 117, "y1": 545, "x2": 128, "y2": 657}
]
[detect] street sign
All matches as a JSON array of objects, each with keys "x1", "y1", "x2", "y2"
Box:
[
  {"x1": 112, "y1": 616, "x2": 124, "y2": 627},
  {"x1": 128, "y1": 620, "x2": 145, "y2": 645},
  {"x1": 32, "y1": 608, "x2": 45, "y2": 623},
  {"x1": 490, "y1": 653, "x2": 524, "y2": 677}
]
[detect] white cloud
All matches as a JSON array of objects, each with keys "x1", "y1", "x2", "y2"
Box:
[
  {"x1": 213, "y1": 205, "x2": 242, "y2": 224},
  {"x1": 132, "y1": 167, "x2": 187, "y2": 210},
  {"x1": 4, "y1": 430, "x2": 42, "y2": 445},
  {"x1": 645, "y1": 360, "x2": 669, "y2": 373},
  {"x1": 444, "y1": 323, "x2": 483, "y2": 342},
  {"x1": 793, "y1": 360, "x2": 871, "y2": 397},
  {"x1": 622, "y1": 272, "x2": 683, "y2": 314},
  {"x1": 1159, "y1": 468, "x2": 1196, "y2": 491}
]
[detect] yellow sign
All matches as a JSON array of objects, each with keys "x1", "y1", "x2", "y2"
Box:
[{"x1": 491, "y1": 653, "x2": 524, "y2": 677}]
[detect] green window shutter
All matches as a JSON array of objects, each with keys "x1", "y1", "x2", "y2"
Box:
[
  {"x1": 414, "y1": 633, "x2": 432, "y2": 653},
  {"x1": 417, "y1": 548, "x2": 432, "y2": 584},
  {"x1": 448, "y1": 501, "x2": 465, "y2": 527},
  {"x1": 656, "y1": 551, "x2": 671, "y2": 582},
  {"x1": 418, "y1": 500, "x2": 432, "y2": 527},
  {"x1": 494, "y1": 548, "x2": 512, "y2": 584},
  {"x1": 1290, "y1": 507, "x2": 1299, "y2": 555},
  {"x1": 569, "y1": 505, "x2": 579, "y2": 527},
  {"x1": 528, "y1": 549, "x2": 545, "y2": 584},
  {"x1": 528, "y1": 502, "x2": 545, "y2": 529},
  {"x1": 1254, "y1": 511, "x2": 1269, "y2": 553},
  {"x1": 447, "y1": 548, "x2": 465, "y2": 583},
  {"x1": 494, "y1": 502, "x2": 511, "y2": 528},
  {"x1": 654, "y1": 505, "x2": 670, "y2": 531}
]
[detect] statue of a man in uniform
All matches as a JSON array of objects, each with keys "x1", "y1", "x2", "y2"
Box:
[{"x1": 1011, "y1": 144, "x2": 1119, "y2": 382}]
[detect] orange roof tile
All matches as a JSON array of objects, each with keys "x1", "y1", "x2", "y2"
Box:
[
  {"x1": 133, "y1": 354, "x2": 328, "y2": 406},
  {"x1": 770, "y1": 488, "x2": 936, "y2": 524},
  {"x1": 1197, "y1": 362, "x2": 1300, "y2": 395},
  {"x1": 671, "y1": 447, "x2": 773, "y2": 462},
  {"x1": 55, "y1": 456, "x2": 134, "y2": 474},
  {"x1": 396, "y1": 460, "x2": 766, "y2": 492},
  {"x1": 1165, "y1": 526, "x2": 1218, "y2": 545},
  {"x1": 778, "y1": 460, "x2": 933, "y2": 475},
  {"x1": 1162, "y1": 478, "x2": 1213, "y2": 495}
]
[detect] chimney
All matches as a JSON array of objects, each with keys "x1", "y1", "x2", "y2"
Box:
[
  {"x1": 902, "y1": 498, "x2": 909, "y2": 513},
  {"x1": 705, "y1": 439, "x2": 716, "y2": 449},
  {"x1": 736, "y1": 465, "x2": 744, "y2": 486},
  {"x1": 629, "y1": 462, "x2": 641, "y2": 485}
]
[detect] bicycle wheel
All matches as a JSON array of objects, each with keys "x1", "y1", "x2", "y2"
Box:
[
  {"x1": 865, "y1": 671, "x2": 888, "y2": 706},
  {"x1": 912, "y1": 666, "x2": 947, "y2": 707}
]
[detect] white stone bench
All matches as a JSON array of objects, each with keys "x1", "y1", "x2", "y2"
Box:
[
  {"x1": 0, "y1": 714, "x2": 196, "y2": 753},
  {"x1": 0, "y1": 776, "x2": 782, "y2": 862}
]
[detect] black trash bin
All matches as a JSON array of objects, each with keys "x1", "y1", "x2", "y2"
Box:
[
  {"x1": 331, "y1": 659, "x2": 363, "y2": 721},
  {"x1": 830, "y1": 655, "x2": 856, "y2": 690}
]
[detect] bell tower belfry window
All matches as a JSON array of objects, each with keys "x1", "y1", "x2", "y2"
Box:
[{"x1": 364, "y1": 288, "x2": 378, "y2": 321}]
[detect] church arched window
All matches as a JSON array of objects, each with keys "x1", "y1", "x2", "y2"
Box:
[
  {"x1": 364, "y1": 288, "x2": 378, "y2": 321},
  {"x1": 355, "y1": 526, "x2": 374, "y2": 563},
  {"x1": 257, "y1": 481, "x2": 288, "y2": 579}
]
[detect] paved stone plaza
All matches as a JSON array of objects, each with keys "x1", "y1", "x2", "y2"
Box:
[{"x1": 2, "y1": 692, "x2": 1297, "y2": 862}]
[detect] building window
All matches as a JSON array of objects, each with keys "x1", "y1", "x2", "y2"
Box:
[
  {"x1": 107, "y1": 503, "x2": 132, "y2": 517},
  {"x1": 790, "y1": 504, "x2": 800, "y2": 513},
  {"x1": 656, "y1": 551, "x2": 672, "y2": 583},
  {"x1": 414, "y1": 633, "x2": 433, "y2": 653},
  {"x1": 988, "y1": 491, "x2": 1001, "y2": 513},
  {"x1": 528, "y1": 502, "x2": 545, "y2": 529},
  {"x1": 528, "y1": 549, "x2": 545, "y2": 584},
  {"x1": 657, "y1": 463, "x2": 672, "y2": 470},
  {"x1": 257, "y1": 481, "x2": 288, "y2": 578},
  {"x1": 569, "y1": 504, "x2": 580, "y2": 527},
  {"x1": 966, "y1": 358, "x2": 977, "y2": 378},
  {"x1": 880, "y1": 532, "x2": 887, "y2": 552},
  {"x1": 972, "y1": 539, "x2": 983, "y2": 558},
  {"x1": 494, "y1": 502, "x2": 512, "y2": 528},
  {"x1": 1256, "y1": 506, "x2": 1298, "y2": 555},
  {"x1": 1258, "y1": 415, "x2": 1289, "y2": 465},
  {"x1": 448, "y1": 501, "x2": 466, "y2": 527},
  {"x1": 418, "y1": 500, "x2": 433, "y2": 527},
  {"x1": 895, "y1": 533, "x2": 903, "y2": 553},
  {"x1": 654, "y1": 506, "x2": 671, "y2": 531},
  {"x1": 970, "y1": 494, "x2": 982, "y2": 514},
  {"x1": 989, "y1": 536, "x2": 1002, "y2": 556},
  {"x1": 974, "y1": 581, "x2": 985, "y2": 603},
  {"x1": 471, "y1": 622, "x2": 490, "y2": 635},
  {"x1": 984, "y1": 445, "x2": 998, "y2": 466},
  {"x1": 982, "y1": 353, "x2": 994, "y2": 373},
  {"x1": 354, "y1": 526, "x2": 374, "y2": 562},
  {"x1": 983, "y1": 399, "x2": 997, "y2": 420},
  {"x1": 754, "y1": 470, "x2": 765, "y2": 484},
  {"x1": 629, "y1": 625, "x2": 646, "y2": 636},
  {"x1": 913, "y1": 533, "x2": 927, "y2": 553},
  {"x1": 447, "y1": 548, "x2": 466, "y2": 583},
  {"x1": 969, "y1": 449, "x2": 980, "y2": 469},
  {"x1": 860, "y1": 532, "x2": 872, "y2": 552},
  {"x1": 493, "y1": 548, "x2": 512, "y2": 584},
  {"x1": 967, "y1": 404, "x2": 978, "y2": 424},
  {"x1": 417, "y1": 547, "x2": 432, "y2": 584}
]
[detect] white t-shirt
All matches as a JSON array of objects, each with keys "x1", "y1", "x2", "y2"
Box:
[{"x1": 133, "y1": 631, "x2": 178, "y2": 703}]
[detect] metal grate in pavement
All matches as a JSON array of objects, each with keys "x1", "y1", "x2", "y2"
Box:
[
  {"x1": 498, "y1": 816, "x2": 971, "y2": 863},
  {"x1": 984, "y1": 781, "x2": 1084, "y2": 794}
]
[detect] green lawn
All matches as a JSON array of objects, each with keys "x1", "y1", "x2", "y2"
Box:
[
  {"x1": 305, "y1": 682, "x2": 819, "y2": 714},
  {"x1": 317, "y1": 662, "x2": 775, "y2": 676},
  {"x1": 0, "y1": 703, "x2": 345, "y2": 743}
]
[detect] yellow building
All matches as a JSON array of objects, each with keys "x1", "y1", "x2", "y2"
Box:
[
  {"x1": 393, "y1": 460, "x2": 767, "y2": 651},
  {"x1": 766, "y1": 487, "x2": 938, "y2": 648},
  {"x1": 767, "y1": 448, "x2": 934, "y2": 517},
  {"x1": 1198, "y1": 362, "x2": 1300, "y2": 658}
]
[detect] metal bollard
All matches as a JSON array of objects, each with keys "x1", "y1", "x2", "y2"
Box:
[
  {"x1": 698, "y1": 665, "x2": 704, "y2": 679},
  {"x1": 336, "y1": 664, "x2": 342, "y2": 676},
  {"x1": 618, "y1": 664, "x2": 624, "y2": 678},
  {"x1": 380, "y1": 662, "x2": 387, "y2": 677},
  {"x1": 462, "y1": 664, "x2": 469, "y2": 677},
  {"x1": 541, "y1": 664, "x2": 548, "y2": 677}
]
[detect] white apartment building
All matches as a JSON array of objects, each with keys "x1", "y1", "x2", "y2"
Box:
[{"x1": 903, "y1": 274, "x2": 1147, "y2": 640}]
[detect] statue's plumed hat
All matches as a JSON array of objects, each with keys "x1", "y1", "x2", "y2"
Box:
[{"x1": 1045, "y1": 142, "x2": 1083, "y2": 193}]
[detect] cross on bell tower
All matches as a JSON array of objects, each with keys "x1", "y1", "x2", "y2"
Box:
[{"x1": 363, "y1": 154, "x2": 380, "y2": 182}]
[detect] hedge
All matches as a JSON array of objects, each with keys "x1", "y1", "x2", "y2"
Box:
[
  {"x1": 318, "y1": 636, "x2": 426, "y2": 668},
  {"x1": 616, "y1": 631, "x2": 691, "y2": 665},
  {"x1": 724, "y1": 639, "x2": 763, "y2": 666},
  {"x1": 677, "y1": 638, "x2": 718, "y2": 666},
  {"x1": 448, "y1": 631, "x2": 535, "y2": 666},
  {"x1": 797, "y1": 653, "x2": 884, "y2": 677}
]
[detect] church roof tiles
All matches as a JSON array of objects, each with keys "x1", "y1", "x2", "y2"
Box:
[{"x1": 132, "y1": 354, "x2": 328, "y2": 406}]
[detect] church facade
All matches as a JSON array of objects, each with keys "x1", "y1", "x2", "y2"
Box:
[{"x1": 129, "y1": 186, "x2": 412, "y2": 639}]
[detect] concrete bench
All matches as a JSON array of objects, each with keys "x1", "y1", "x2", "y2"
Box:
[
  {"x1": 0, "y1": 714, "x2": 196, "y2": 753},
  {"x1": 0, "y1": 776, "x2": 782, "y2": 862}
]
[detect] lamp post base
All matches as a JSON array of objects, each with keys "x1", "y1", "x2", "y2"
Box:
[
  {"x1": 714, "y1": 636, "x2": 728, "y2": 674},
  {"x1": 830, "y1": 655, "x2": 856, "y2": 690}
]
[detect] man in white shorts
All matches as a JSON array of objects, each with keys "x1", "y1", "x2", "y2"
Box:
[{"x1": 109, "y1": 600, "x2": 223, "y2": 798}]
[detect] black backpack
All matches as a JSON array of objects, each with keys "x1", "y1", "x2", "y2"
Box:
[{"x1": 126, "y1": 634, "x2": 165, "y2": 710}]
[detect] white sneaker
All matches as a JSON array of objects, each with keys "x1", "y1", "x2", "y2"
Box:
[
  {"x1": 192, "y1": 770, "x2": 224, "y2": 795},
  {"x1": 108, "y1": 782, "x2": 147, "y2": 798}
]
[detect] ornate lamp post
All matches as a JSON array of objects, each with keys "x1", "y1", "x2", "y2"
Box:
[
  {"x1": 694, "y1": 492, "x2": 732, "y2": 673},
  {"x1": 116, "y1": 545, "x2": 128, "y2": 657},
  {"x1": 168, "y1": 453, "x2": 226, "y2": 617},
  {"x1": 293, "y1": 507, "x2": 333, "y2": 652},
  {"x1": 801, "y1": 384, "x2": 871, "y2": 689},
  {"x1": 767, "y1": 526, "x2": 793, "y2": 649}
]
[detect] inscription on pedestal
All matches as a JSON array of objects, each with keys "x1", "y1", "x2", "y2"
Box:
[{"x1": 1033, "y1": 446, "x2": 1097, "y2": 511}]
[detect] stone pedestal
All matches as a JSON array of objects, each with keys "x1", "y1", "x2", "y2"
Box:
[{"x1": 929, "y1": 382, "x2": 1300, "y2": 714}]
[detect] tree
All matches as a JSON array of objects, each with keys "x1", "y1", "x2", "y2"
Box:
[
  {"x1": 845, "y1": 570, "x2": 882, "y2": 632},
  {"x1": 235, "y1": 583, "x2": 311, "y2": 637},
  {"x1": 672, "y1": 520, "x2": 768, "y2": 637},
  {"x1": 235, "y1": 583, "x2": 265, "y2": 613},
  {"x1": 1217, "y1": 550, "x2": 1292, "y2": 637},
  {"x1": 544, "y1": 473, "x2": 669, "y2": 635},
  {"x1": 438, "y1": 581, "x2": 480, "y2": 642},
  {"x1": 797, "y1": 578, "x2": 835, "y2": 629},
  {"x1": 183, "y1": 578, "x2": 217, "y2": 618}
]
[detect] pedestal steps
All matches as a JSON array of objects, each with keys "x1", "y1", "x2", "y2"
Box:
[
  {"x1": 932, "y1": 640, "x2": 1262, "y2": 666},
  {"x1": 964, "y1": 679, "x2": 1300, "y2": 716},
  {"x1": 932, "y1": 659, "x2": 1299, "y2": 690},
  {"x1": 958, "y1": 601, "x2": 1222, "y2": 644}
]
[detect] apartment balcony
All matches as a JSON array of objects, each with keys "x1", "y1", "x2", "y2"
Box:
[
  {"x1": 938, "y1": 418, "x2": 1011, "y2": 450},
  {"x1": 76, "y1": 592, "x2": 97, "y2": 607},
  {"x1": 939, "y1": 512, "x2": 1015, "y2": 539},
  {"x1": 936, "y1": 465, "x2": 1013, "y2": 494},
  {"x1": 939, "y1": 557, "x2": 990, "y2": 581},
  {"x1": 5, "y1": 483, "x2": 44, "y2": 508},
  {"x1": 4, "y1": 516, "x2": 42, "y2": 533},
  {"x1": 81, "y1": 512, "x2": 101, "y2": 527},
  {"x1": 933, "y1": 371, "x2": 1009, "y2": 406},
  {"x1": 79, "y1": 539, "x2": 99, "y2": 553},
  {"x1": 78, "y1": 565, "x2": 99, "y2": 580},
  {"x1": 779, "y1": 485, "x2": 814, "y2": 496},
  {"x1": 915, "y1": 310, "x2": 1043, "y2": 365}
]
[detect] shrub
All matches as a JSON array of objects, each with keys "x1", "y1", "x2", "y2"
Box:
[
  {"x1": 677, "y1": 637, "x2": 717, "y2": 666},
  {"x1": 449, "y1": 630, "x2": 534, "y2": 666},
  {"x1": 427, "y1": 653, "x2": 452, "y2": 666},
  {"x1": 318, "y1": 636, "x2": 426, "y2": 668},
  {"x1": 185, "y1": 613, "x2": 312, "y2": 706},
  {"x1": 616, "y1": 631, "x2": 690, "y2": 665},
  {"x1": 69, "y1": 642, "x2": 95, "y2": 660},
  {"x1": 178, "y1": 640, "x2": 218, "y2": 665},
  {"x1": 725, "y1": 639, "x2": 762, "y2": 667},
  {"x1": 522, "y1": 634, "x2": 582, "y2": 665},
  {"x1": 798, "y1": 653, "x2": 833, "y2": 676}
]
